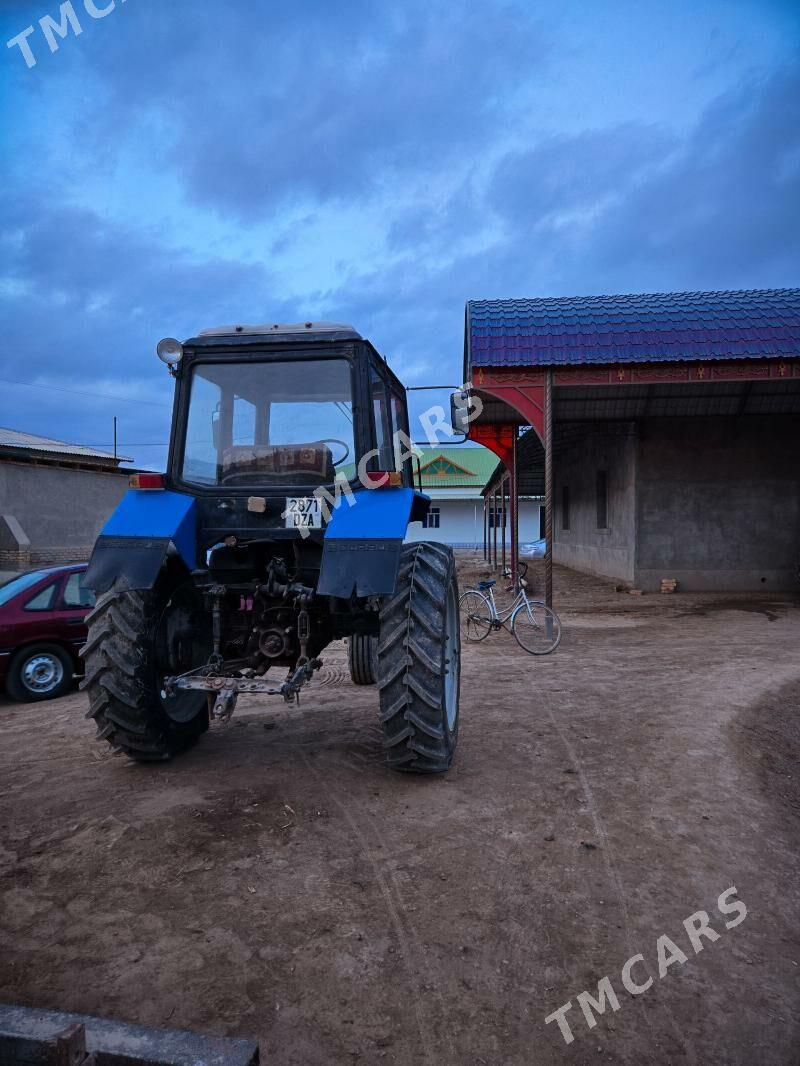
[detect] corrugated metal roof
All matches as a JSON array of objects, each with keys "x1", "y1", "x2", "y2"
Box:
[
  {"x1": 417, "y1": 446, "x2": 498, "y2": 488},
  {"x1": 466, "y1": 287, "x2": 800, "y2": 369},
  {"x1": 0, "y1": 427, "x2": 129, "y2": 463}
]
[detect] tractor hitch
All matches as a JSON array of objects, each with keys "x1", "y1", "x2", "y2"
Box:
[{"x1": 162, "y1": 657, "x2": 323, "y2": 723}]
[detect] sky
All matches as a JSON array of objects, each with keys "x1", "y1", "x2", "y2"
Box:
[{"x1": 1, "y1": 0, "x2": 798, "y2": 469}]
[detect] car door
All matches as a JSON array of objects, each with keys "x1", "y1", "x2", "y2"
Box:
[
  {"x1": 51, "y1": 571, "x2": 96, "y2": 658},
  {"x1": 6, "y1": 576, "x2": 63, "y2": 650}
]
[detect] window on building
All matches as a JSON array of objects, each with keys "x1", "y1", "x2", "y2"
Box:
[
  {"x1": 488, "y1": 506, "x2": 503, "y2": 529},
  {"x1": 596, "y1": 470, "x2": 608, "y2": 529},
  {"x1": 63, "y1": 572, "x2": 96, "y2": 609},
  {"x1": 561, "y1": 486, "x2": 570, "y2": 531},
  {"x1": 423, "y1": 507, "x2": 441, "y2": 529}
]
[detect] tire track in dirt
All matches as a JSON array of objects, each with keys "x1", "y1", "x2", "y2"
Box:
[
  {"x1": 544, "y1": 705, "x2": 697, "y2": 1064},
  {"x1": 316, "y1": 664, "x2": 349, "y2": 687},
  {"x1": 297, "y1": 748, "x2": 457, "y2": 1066}
]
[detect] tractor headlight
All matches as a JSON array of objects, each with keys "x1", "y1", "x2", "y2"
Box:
[{"x1": 157, "y1": 337, "x2": 184, "y2": 365}]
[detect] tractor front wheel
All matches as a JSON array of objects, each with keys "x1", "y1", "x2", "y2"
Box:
[
  {"x1": 377, "y1": 542, "x2": 460, "y2": 773},
  {"x1": 347, "y1": 634, "x2": 377, "y2": 685},
  {"x1": 80, "y1": 573, "x2": 211, "y2": 762}
]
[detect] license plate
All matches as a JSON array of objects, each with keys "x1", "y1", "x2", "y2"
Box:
[{"x1": 285, "y1": 496, "x2": 323, "y2": 529}]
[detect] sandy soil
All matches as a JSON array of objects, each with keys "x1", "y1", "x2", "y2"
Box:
[{"x1": 1, "y1": 556, "x2": 798, "y2": 1065}]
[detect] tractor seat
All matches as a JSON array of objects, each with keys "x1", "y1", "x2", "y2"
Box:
[
  {"x1": 477, "y1": 579, "x2": 496, "y2": 590},
  {"x1": 221, "y1": 443, "x2": 334, "y2": 484}
]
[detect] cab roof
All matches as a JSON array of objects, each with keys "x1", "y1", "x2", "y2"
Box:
[
  {"x1": 194, "y1": 321, "x2": 361, "y2": 341},
  {"x1": 181, "y1": 321, "x2": 405, "y2": 392}
]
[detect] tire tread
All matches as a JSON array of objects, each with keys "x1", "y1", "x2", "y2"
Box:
[
  {"x1": 79, "y1": 582, "x2": 207, "y2": 762},
  {"x1": 376, "y1": 542, "x2": 459, "y2": 773},
  {"x1": 347, "y1": 634, "x2": 377, "y2": 685}
]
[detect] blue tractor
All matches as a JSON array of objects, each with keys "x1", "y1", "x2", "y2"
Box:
[{"x1": 81, "y1": 322, "x2": 461, "y2": 771}]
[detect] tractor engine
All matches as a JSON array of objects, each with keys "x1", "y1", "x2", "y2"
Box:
[{"x1": 206, "y1": 554, "x2": 322, "y2": 673}]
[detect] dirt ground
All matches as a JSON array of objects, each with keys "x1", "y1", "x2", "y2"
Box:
[{"x1": 1, "y1": 555, "x2": 799, "y2": 1065}]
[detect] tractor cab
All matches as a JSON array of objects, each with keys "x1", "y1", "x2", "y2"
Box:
[{"x1": 170, "y1": 322, "x2": 415, "y2": 500}]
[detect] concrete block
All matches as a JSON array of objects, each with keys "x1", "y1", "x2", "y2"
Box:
[
  {"x1": 0, "y1": 1003, "x2": 260, "y2": 1065},
  {"x1": 0, "y1": 515, "x2": 30, "y2": 551},
  {"x1": 0, "y1": 515, "x2": 30, "y2": 570}
]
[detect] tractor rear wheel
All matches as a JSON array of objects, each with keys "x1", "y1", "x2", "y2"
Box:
[
  {"x1": 347, "y1": 634, "x2": 377, "y2": 685},
  {"x1": 377, "y1": 542, "x2": 460, "y2": 773},
  {"x1": 80, "y1": 573, "x2": 211, "y2": 762}
]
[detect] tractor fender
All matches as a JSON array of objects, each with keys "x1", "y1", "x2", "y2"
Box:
[
  {"x1": 317, "y1": 487, "x2": 430, "y2": 598},
  {"x1": 82, "y1": 490, "x2": 197, "y2": 594}
]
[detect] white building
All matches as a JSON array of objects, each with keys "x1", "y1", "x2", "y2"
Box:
[{"x1": 405, "y1": 447, "x2": 542, "y2": 548}]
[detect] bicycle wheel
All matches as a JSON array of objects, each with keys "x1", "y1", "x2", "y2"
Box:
[
  {"x1": 459, "y1": 590, "x2": 493, "y2": 642},
  {"x1": 511, "y1": 599, "x2": 562, "y2": 655}
]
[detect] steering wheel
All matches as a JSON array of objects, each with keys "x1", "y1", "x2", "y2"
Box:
[{"x1": 322, "y1": 438, "x2": 351, "y2": 466}]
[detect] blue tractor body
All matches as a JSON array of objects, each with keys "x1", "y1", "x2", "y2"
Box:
[{"x1": 86, "y1": 484, "x2": 427, "y2": 599}]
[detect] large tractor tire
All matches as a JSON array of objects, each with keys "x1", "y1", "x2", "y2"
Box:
[
  {"x1": 80, "y1": 574, "x2": 211, "y2": 762},
  {"x1": 377, "y1": 542, "x2": 460, "y2": 773},
  {"x1": 347, "y1": 634, "x2": 377, "y2": 685}
]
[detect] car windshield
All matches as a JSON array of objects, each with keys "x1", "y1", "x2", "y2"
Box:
[
  {"x1": 0, "y1": 569, "x2": 61, "y2": 607},
  {"x1": 181, "y1": 358, "x2": 355, "y2": 488}
]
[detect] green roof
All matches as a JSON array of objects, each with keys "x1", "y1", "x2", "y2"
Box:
[
  {"x1": 338, "y1": 446, "x2": 498, "y2": 489},
  {"x1": 416, "y1": 446, "x2": 497, "y2": 488}
]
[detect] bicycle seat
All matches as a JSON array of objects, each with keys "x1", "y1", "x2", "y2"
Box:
[{"x1": 477, "y1": 579, "x2": 496, "y2": 590}]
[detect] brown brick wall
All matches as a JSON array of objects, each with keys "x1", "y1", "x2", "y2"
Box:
[
  {"x1": 0, "y1": 547, "x2": 31, "y2": 569},
  {"x1": 0, "y1": 547, "x2": 92, "y2": 571},
  {"x1": 30, "y1": 547, "x2": 92, "y2": 565}
]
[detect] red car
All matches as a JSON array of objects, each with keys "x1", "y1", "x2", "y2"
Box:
[{"x1": 0, "y1": 563, "x2": 95, "y2": 702}]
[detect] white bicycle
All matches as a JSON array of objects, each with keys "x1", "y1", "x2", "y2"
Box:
[{"x1": 460, "y1": 563, "x2": 562, "y2": 655}]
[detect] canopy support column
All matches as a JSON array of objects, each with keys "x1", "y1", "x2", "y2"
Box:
[
  {"x1": 492, "y1": 487, "x2": 498, "y2": 571},
  {"x1": 482, "y1": 495, "x2": 488, "y2": 561},
  {"x1": 501, "y1": 475, "x2": 507, "y2": 573},
  {"x1": 544, "y1": 370, "x2": 554, "y2": 609},
  {"x1": 510, "y1": 430, "x2": 518, "y2": 590}
]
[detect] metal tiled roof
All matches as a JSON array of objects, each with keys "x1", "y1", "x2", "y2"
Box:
[
  {"x1": 466, "y1": 288, "x2": 800, "y2": 369},
  {"x1": 0, "y1": 427, "x2": 129, "y2": 463}
]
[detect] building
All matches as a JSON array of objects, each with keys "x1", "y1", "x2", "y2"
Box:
[
  {"x1": 405, "y1": 446, "x2": 541, "y2": 548},
  {"x1": 463, "y1": 288, "x2": 800, "y2": 593},
  {"x1": 0, "y1": 427, "x2": 131, "y2": 570}
]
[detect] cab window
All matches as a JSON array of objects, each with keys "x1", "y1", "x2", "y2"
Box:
[
  {"x1": 182, "y1": 359, "x2": 355, "y2": 487},
  {"x1": 389, "y1": 390, "x2": 409, "y2": 478},
  {"x1": 370, "y1": 368, "x2": 394, "y2": 469}
]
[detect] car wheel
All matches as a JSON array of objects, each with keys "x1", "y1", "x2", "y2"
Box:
[{"x1": 6, "y1": 644, "x2": 74, "y2": 702}]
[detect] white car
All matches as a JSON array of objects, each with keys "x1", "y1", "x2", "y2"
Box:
[{"x1": 520, "y1": 539, "x2": 547, "y2": 559}]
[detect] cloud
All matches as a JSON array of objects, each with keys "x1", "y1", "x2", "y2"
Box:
[
  {"x1": 27, "y1": 0, "x2": 547, "y2": 219},
  {"x1": 489, "y1": 122, "x2": 676, "y2": 230},
  {"x1": 581, "y1": 63, "x2": 800, "y2": 290},
  {"x1": 1, "y1": 3, "x2": 797, "y2": 463},
  {"x1": 385, "y1": 60, "x2": 800, "y2": 302},
  {"x1": 310, "y1": 61, "x2": 800, "y2": 395},
  {"x1": 0, "y1": 194, "x2": 293, "y2": 461}
]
